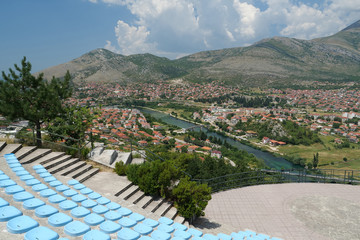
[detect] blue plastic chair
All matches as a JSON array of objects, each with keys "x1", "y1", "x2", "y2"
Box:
[
  {"x1": 0, "y1": 175, "x2": 10, "y2": 181},
  {"x1": 118, "y1": 227, "x2": 141, "y2": 240},
  {"x1": 217, "y1": 233, "x2": 232, "y2": 240},
  {"x1": 49, "y1": 180, "x2": 62, "y2": 187},
  {"x1": 92, "y1": 205, "x2": 109, "y2": 214},
  {"x1": 35, "y1": 205, "x2": 59, "y2": 218},
  {"x1": 39, "y1": 172, "x2": 52, "y2": 178},
  {"x1": 56, "y1": 184, "x2": 70, "y2": 192},
  {"x1": 16, "y1": 170, "x2": 30, "y2": 176},
  {"x1": 44, "y1": 176, "x2": 57, "y2": 183},
  {"x1": 48, "y1": 194, "x2": 67, "y2": 204},
  {"x1": 13, "y1": 191, "x2": 34, "y2": 202},
  {"x1": 32, "y1": 165, "x2": 44, "y2": 170},
  {"x1": 63, "y1": 189, "x2": 78, "y2": 197},
  {"x1": 97, "y1": 196, "x2": 111, "y2": 205},
  {"x1": 26, "y1": 179, "x2": 41, "y2": 186},
  {"x1": 172, "y1": 222, "x2": 187, "y2": 231},
  {"x1": 158, "y1": 217, "x2": 173, "y2": 225},
  {"x1": 24, "y1": 226, "x2": 59, "y2": 240},
  {"x1": 0, "y1": 179, "x2": 17, "y2": 188},
  {"x1": 188, "y1": 228, "x2": 203, "y2": 237},
  {"x1": 0, "y1": 197, "x2": 9, "y2": 207},
  {"x1": 129, "y1": 212, "x2": 145, "y2": 222},
  {"x1": 88, "y1": 192, "x2": 102, "y2": 200},
  {"x1": 32, "y1": 183, "x2": 48, "y2": 192},
  {"x1": 107, "y1": 201, "x2": 121, "y2": 210},
  {"x1": 84, "y1": 213, "x2": 105, "y2": 226},
  {"x1": 118, "y1": 207, "x2": 132, "y2": 216},
  {"x1": 5, "y1": 185, "x2": 25, "y2": 195},
  {"x1": 134, "y1": 223, "x2": 153, "y2": 235},
  {"x1": 67, "y1": 179, "x2": 80, "y2": 186},
  {"x1": 48, "y1": 212, "x2": 73, "y2": 227},
  {"x1": 40, "y1": 189, "x2": 57, "y2": 198},
  {"x1": 157, "y1": 224, "x2": 175, "y2": 233},
  {"x1": 143, "y1": 218, "x2": 159, "y2": 228},
  {"x1": 203, "y1": 234, "x2": 220, "y2": 240},
  {"x1": 72, "y1": 194, "x2": 87, "y2": 203},
  {"x1": 104, "y1": 210, "x2": 122, "y2": 221},
  {"x1": 64, "y1": 220, "x2": 91, "y2": 236},
  {"x1": 7, "y1": 215, "x2": 39, "y2": 234},
  {"x1": 151, "y1": 230, "x2": 171, "y2": 240},
  {"x1": 73, "y1": 183, "x2": 86, "y2": 190},
  {"x1": 59, "y1": 200, "x2": 78, "y2": 211},
  {"x1": 83, "y1": 230, "x2": 111, "y2": 240},
  {"x1": 0, "y1": 206, "x2": 22, "y2": 221},
  {"x1": 82, "y1": 199, "x2": 98, "y2": 209},
  {"x1": 80, "y1": 187, "x2": 93, "y2": 195},
  {"x1": 20, "y1": 174, "x2": 35, "y2": 181},
  {"x1": 100, "y1": 220, "x2": 122, "y2": 234},
  {"x1": 174, "y1": 230, "x2": 192, "y2": 240},
  {"x1": 119, "y1": 217, "x2": 137, "y2": 228},
  {"x1": 23, "y1": 198, "x2": 45, "y2": 210},
  {"x1": 71, "y1": 206, "x2": 91, "y2": 218}
]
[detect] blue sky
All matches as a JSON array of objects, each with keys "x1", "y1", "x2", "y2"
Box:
[{"x1": 1, "y1": 0, "x2": 359, "y2": 73}]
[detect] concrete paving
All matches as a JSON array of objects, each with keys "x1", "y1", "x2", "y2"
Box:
[{"x1": 200, "y1": 183, "x2": 360, "y2": 240}]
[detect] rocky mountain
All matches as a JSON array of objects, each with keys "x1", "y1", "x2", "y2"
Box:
[{"x1": 39, "y1": 20, "x2": 360, "y2": 87}]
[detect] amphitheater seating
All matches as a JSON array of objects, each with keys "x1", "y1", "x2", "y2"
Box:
[{"x1": 0, "y1": 149, "x2": 284, "y2": 240}]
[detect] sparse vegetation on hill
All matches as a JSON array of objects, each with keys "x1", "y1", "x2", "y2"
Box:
[{"x1": 39, "y1": 20, "x2": 360, "y2": 87}]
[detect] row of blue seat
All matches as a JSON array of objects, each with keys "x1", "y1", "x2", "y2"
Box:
[{"x1": 2, "y1": 153, "x2": 283, "y2": 240}]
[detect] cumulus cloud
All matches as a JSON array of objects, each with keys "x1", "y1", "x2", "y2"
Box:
[{"x1": 99, "y1": 0, "x2": 360, "y2": 57}]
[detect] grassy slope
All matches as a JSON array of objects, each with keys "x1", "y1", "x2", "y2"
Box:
[{"x1": 278, "y1": 135, "x2": 360, "y2": 170}]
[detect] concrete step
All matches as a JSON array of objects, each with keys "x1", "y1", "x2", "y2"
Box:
[
  {"x1": 164, "y1": 206, "x2": 178, "y2": 220},
  {"x1": 48, "y1": 158, "x2": 79, "y2": 175},
  {"x1": 136, "y1": 195, "x2": 153, "y2": 209},
  {"x1": 115, "y1": 182, "x2": 134, "y2": 197},
  {"x1": 126, "y1": 190, "x2": 145, "y2": 204},
  {"x1": 0, "y1": 143, "x2": 22, "y2": 155},
  {"x1": 57, "y1": 161, "x2": 87, "y2": 176},
  {"x1": 67, "y1": 164, "x2": 93, "y2": 179},
  {"x1": 117, "y1": 185, "x2": 140, "y2": 200},
  {"x1": 153, "y1": 200, "x2": 172, "y2": 216},
  {"x1": 37, "y1": 152, "x2": 66, "y2": 165},
  {"x1": 20, "y1": 148, "x2": 52, "y2": 164},
  {"x1": 42, "y1": 155, "x2": 72, "y2": 170},
  {"x1": 0, "y1": 141, "x2": 6, "y2": 152},
  {"x1": 15, "y1": 146, "x2": 37, "y2": 160},
  {"x1": 77, "y1": 167, "x2": 100, "y2": 183},
  {"x1": 174, "y1": 214, "x2": 185, "y2": 224},
  {"x1": 160, "y1": 202, "x2": 174, "y2": 217},
  {"x1": 145, "y1": 198, "x2": 163, "y2": 212}
]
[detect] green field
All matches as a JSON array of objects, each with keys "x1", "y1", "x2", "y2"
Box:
[{"x1": 278, "y1": 135, "x2": 360, "y2": 170}]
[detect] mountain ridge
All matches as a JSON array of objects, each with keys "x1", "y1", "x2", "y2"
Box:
[{"x1": 39, "y1": 20, "x2": 360, "y2": 87}]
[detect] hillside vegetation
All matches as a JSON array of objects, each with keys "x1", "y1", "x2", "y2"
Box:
[{"x1": 39, "y1": 20, "x2": 360, "y2": 87}]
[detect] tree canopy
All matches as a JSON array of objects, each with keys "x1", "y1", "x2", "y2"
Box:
[{"x1": 0, "y1": 57, "x2": 72, "y2": 146}]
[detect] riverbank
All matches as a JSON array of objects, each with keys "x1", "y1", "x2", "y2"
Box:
[{"x1": 139, "y1": 107, "x2": 300, "y2": 170}]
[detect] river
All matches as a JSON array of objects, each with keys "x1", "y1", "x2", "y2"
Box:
[{"x1": 140, "y1": 108, "x2": 301, "y2": 170}]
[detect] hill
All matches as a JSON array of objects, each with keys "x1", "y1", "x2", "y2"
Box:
[{"x1": 39, "y1": 20, "x2": 360, "y2": 87}]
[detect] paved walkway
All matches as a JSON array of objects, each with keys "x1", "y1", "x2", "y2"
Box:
[{"x1": 200, "y1": 183, "x2": 360, "y2": 240}]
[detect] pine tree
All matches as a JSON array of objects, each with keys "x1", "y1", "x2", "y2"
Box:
[{"x1": 0, "y1": 57, "x2": 72, "y2": 146}]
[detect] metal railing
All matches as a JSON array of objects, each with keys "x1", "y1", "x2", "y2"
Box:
[
  {"x1": 3, "y1": 122, "x2": 360, "y2": 193},
  {"x1": 194, "y1": 168, "x2": 360, "y2": 193}
]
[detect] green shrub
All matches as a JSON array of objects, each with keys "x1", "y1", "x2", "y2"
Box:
[
  {"x1": 172, "y1": 177, "x2": 212, "y2": 220},
  {"x1": 114, "y1": 161, "x2": 127, "y2": 176}
]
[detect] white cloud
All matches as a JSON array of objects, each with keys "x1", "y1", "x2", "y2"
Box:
[{"x1": 101, "y1": 0, "x2": 360, "y2": 57}]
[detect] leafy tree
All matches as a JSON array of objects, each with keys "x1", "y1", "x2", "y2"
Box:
[
  {"x1": 172, "y1": 177, "x2": 212, "y2": 220},
  {"x1": 46, "y1": 106, "x2": 94, "y2": 152},
  {"x1": 313, "y1": 152, "x2": 319, "y2": 168},
  {"x1": 0, "y1": 57, "x2": 72, "y2": 146}
]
